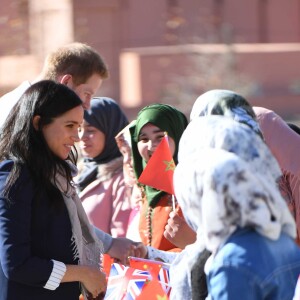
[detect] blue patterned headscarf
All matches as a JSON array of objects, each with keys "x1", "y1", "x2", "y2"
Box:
[
  {"x1": 179, "y1": 115, "x2": 279, "y2": 185},
  {"x1": 169, "y1": 116, "x2": 295, "y2": 300},
  {"x1": 190, "y1": 89, "x2": 263, "y2": 138}
]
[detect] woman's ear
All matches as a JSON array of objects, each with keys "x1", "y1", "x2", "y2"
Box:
[{"x1": 32, "y1": 115, "x2": 41, "y2": 130}]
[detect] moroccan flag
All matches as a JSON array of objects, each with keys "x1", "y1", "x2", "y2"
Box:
[{"x1": 138, "y1": 135, "x2": 175, "y2": 195}]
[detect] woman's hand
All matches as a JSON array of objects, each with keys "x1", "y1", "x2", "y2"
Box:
[
  {"x1": 62, "y1": 265, "x2": 107, "y2": 299},
  {"x1": 164, "y1": 211, "x2": 196, "y2": 249},
  {"x1": 81, "y1": 266, "x2": 107, "y2": 299}
]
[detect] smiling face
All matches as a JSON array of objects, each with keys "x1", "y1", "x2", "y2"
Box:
[
  {"x1": 78, "y1": 120, "x2": 106, "y2": 158},
  {"x1": 41, "y1": 105, "x2": 84, "y2": 159},
  {"x1": 137, "y1": 123, "x2": 175, "y2": 162}
]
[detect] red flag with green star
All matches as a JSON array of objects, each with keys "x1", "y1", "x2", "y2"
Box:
[{"x1": 138, "y1": 135, "x2": 175, "y2": 195}]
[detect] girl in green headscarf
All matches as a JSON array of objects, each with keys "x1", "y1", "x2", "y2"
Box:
[{"x1": 130, "y1": 103, "x2": 189, "y2": 252}]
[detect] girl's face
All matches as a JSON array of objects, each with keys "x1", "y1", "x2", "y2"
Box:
[
  {"x1": 78, "y1": 120, "x2": 105, "y2": 158},
  {"x1": 40, "y1": 105, "x2": 83, "y2": 160},
  {"x1": 137, "y1": 123, "x2": 175, "y2": 162}
]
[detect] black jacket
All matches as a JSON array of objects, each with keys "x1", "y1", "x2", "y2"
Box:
[{"x1": 0, "y1": 160, "x2": 80, "y2": 300}]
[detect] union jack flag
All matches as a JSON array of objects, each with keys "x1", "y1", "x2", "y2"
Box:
[
  {"x1": 104, "y1": 263, "x2": 150, "y2": 300},
  {"x1": 129, "y1": 257, "x2": 171, "y2": 297},
  {"x1": 158, "y1": 266, "x2": 171, "y2": 296}
]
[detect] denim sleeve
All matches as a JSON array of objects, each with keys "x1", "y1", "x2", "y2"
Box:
[
  {"x1": 93, "y1": 226, "x2": 113, "y2": 253},
  {"x1": 207, "y1": 265, "x2": 263, "y2": 300}
]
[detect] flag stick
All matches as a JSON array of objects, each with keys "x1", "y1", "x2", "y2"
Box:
[
  {"x1": 172, "y1": 195, "x2": 176, "y2": 211},
  {"x1": 165, "y1": 131, "x2": 176, "y2": 211},
  {"x1": 164, "y1": 131, "x2": 169, "y2": 144}
]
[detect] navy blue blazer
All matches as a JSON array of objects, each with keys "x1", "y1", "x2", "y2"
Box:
[{"x1": 0, "y1": 160, "x2": 80, "y2": 300}]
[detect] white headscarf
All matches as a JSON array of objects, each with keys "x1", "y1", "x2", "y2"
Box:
[
  {"x1": 169, "y1": 116, "x2": 296, "y2": 300},
  {"x1": 179, "y1": 116, "x2": 280, "y2": 188},
  {"x1": 175, "y1": 148, "x2": 296, "y2": 250},
  {"x1": 190, "y1": 89, "x2": 262, "y2": 137}
]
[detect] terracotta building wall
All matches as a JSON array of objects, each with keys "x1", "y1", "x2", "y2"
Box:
[
  {"x1": 119, "y1": 44, "x2": 300, "y2": 119},
  {"x1": 0, "y1": 0, "x2": 30, "y2": 56},
  {"x1": 1, "y1": 0, "x2": 300, "y2": 119}
]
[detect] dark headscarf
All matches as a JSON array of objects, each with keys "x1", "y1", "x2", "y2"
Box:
[
  {"x1": 77, "y1": 97, "x2": 129, "y2": 191},
  {"x1": 130, "y1": 103, "x2": 188, "y2": 207}
]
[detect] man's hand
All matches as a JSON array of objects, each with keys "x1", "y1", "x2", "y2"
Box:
[{"x1": 107, "y1": 238, "x2": 147, "y2": 265}]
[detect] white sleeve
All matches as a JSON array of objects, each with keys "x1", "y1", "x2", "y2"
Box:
[
  {"x1": 147, "y1": 246, "x2": 178, "y2": 264},
  {"x1": 43, "y1": 260, "x2": 66, "y2": 290}
]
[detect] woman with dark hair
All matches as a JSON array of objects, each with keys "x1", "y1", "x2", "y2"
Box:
[{"x1": 0, "y1": 80, "x2": 106, "y2": 300}]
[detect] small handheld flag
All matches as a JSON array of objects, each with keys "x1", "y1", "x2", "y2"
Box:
[{"x1": 138, "y1": 134, "x2": 175, "y2": 195}]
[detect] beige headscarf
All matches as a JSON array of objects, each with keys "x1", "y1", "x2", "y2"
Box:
[{"x1": 55, "y1": 161, "x2": 104, "y2": 298}]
